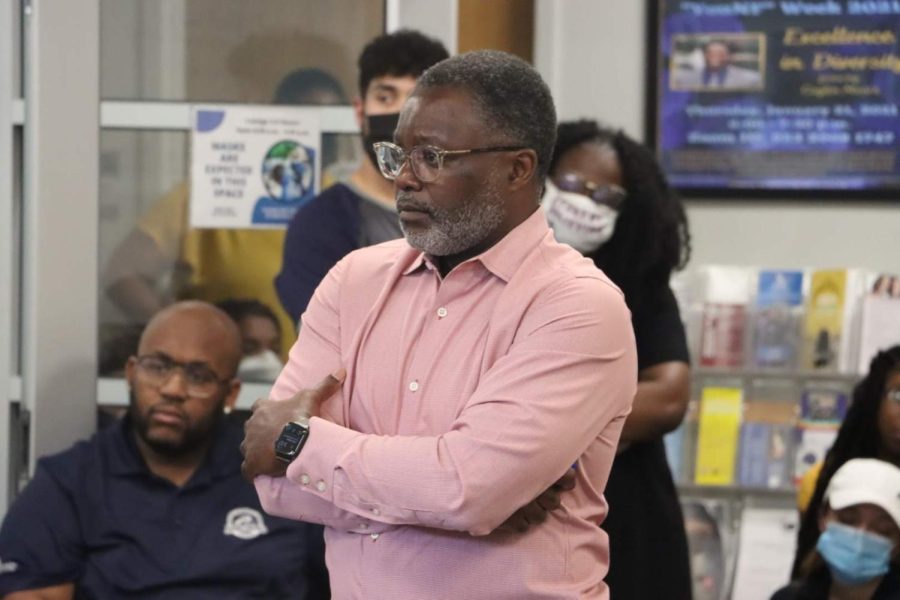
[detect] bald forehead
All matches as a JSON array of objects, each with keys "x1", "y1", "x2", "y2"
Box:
[{"x1": 139, "y1": 302, "x2": 242, "y2": 373}]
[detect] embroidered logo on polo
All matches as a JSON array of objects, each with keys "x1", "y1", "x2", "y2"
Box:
[
  {"x1": 0, "y1": 556, "x2": 18, "y2": 574},
  {"x1": 223, "y1": 507, "x2": 269, "y2": 540}
]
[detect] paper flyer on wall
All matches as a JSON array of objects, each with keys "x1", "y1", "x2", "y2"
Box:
[
  {"x1": 731, "y1": 508, "x2": 798, "y2": 600},
  {"x1": 802, "y1": 269, "x2": 867, "y2": 372},
  {"x1": 695, "y1": 386, "x2": 743, "y2": 486},
  {"x1": 793, "y1": 386, "x2": 848, "y2": 485},
  {"x1": 697, "y1": 266, "x2": 752, "y2": 368},
  {"x1": 682, "y1": 498, "x2": 737, "y2": 600},
  {"x1": 739, "y1": 382, "x2": 798, "y2": 489},
  {"x1": 190, "y1": 105, "x2": 321, "y2": 229},
  {"x1": 752, "y1": 270, "x2": 804, "y2": 369},
  {"x1": 857, "y1": 273, "x2": 900, "y2": 373}
]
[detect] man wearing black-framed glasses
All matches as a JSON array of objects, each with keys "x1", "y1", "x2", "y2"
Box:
[
  {"x1": 0, "y1": 301, "x2": 329, "y2": 599},
  {"x1": 243, "y1": 50, "x2": 637, "y2": 599}
]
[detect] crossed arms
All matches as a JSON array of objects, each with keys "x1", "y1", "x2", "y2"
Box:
[{"x1": 245, "y1": 259, "x2": 637, "y2": 536}]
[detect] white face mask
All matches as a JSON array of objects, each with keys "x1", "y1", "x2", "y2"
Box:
[
  {"x1": 237, "y1": 349, "x2": 284, "y2": 383},
  {"x1": 541, "y1": 180, "x2": 618, "y2": 254}
]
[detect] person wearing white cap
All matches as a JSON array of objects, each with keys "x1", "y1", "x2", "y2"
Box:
[
  {"x1": 772, "y1": 458, "x2": 900, "y2": 599},
  {"x1": 793, "y1": 345, "x2": 900, "y2": 578}
]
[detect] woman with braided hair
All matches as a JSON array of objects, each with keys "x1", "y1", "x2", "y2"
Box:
[
  {"x1": 792, "y1": 345, "x2": 900, "y2": 579},
  {"x1": 544, "y1": 120, "x2": 693, "y2": 599}
]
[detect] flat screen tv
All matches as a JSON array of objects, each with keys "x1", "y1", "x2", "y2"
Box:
[{"x1": 647, "y1": 0, "x2": 900, "y2": 198}]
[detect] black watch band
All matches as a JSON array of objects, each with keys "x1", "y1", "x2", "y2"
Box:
[{"x1": 274, "y1": 420, "x2": 310, "y2": 463}]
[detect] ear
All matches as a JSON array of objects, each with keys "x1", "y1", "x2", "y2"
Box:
[
  {"x1": 353, "y1": 96, "x2": 365, "y2": 129},
  {"x1": 223, "y1": 378, "x2": 241, "y2": 413},
  {"x1": 507, "y1": 149, "x2": 538, "y2": 192}
]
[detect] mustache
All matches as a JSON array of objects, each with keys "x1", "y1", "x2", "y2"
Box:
[{"x1": 396, "y1": 193, "x2": 432, "y2": 215}]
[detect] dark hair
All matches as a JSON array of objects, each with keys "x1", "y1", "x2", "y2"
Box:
[
  {"x1": 549, "y1": 120, "x2": 690, "y2": 306},
  {"x1": 357, "y1": 29, "x2": 449, "y2": 97},
  {"x1": 273, "y1": 67, "x2": 347, "y2": 105},
  {"x1": 216, "y1": 298, "x2": 281, "y2": 336},
  {"x1": 792, "y1": 345, "x2": 900, "y2": 578},
  {"x1": 703, "y1": 39, "x2": 734, "y2": 54},
  {"x1": 416, "y1": 50, "x2": 557, "y2": 180}
]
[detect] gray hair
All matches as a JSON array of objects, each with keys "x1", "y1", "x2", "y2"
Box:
[{"x1": 416, "y1": 50, "x2": 557, "y2": 180}]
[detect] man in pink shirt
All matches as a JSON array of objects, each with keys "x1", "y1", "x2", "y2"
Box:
[{"x1": 241, "y1": 50, "x2": 637, "y2": 599}]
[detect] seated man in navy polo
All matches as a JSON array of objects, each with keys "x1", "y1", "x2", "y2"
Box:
[{"x1": 0, "y1": 301, "x2": 328, "y2": 599}]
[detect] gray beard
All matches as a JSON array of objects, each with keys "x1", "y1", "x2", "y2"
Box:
[{"x1": 401, "y1": 180, "x2": 506, "y2": 257}]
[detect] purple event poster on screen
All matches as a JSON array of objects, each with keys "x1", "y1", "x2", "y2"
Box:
[{"x1": 653, "y1": 0, "x2": 900, "y2": 193}]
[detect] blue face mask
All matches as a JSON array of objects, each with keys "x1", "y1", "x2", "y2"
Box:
[{"x1": 816, "y1": 521, "x2": 894, "y2": 585}]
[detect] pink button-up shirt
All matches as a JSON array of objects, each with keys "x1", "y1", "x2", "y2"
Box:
[{"x1": 256, "y1": 207, "x2": 636, "y2": 599}]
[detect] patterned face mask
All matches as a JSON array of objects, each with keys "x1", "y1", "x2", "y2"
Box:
[{"x1": 541, "y1": 179, "x2": 618, "y2": 254}]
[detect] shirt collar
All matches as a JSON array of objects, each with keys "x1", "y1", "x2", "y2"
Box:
[
  {"x1": 106, "y1": 416, "x2": 146, "y2": 476},
  {"x1": 401, "y1": 252, "x2": 429, "y2": 276},
  {"x1": 401, "y1": 206, "x2": 550, "y2": 282}
]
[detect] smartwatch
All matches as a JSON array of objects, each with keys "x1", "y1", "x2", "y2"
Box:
[{"x1": 274, "y1": 419, "x2": 310, "y2": 463}]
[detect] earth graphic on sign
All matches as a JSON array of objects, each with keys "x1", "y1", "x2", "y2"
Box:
[{"x1": 261, "y1": 140, "x2": 314, "y2": 203}]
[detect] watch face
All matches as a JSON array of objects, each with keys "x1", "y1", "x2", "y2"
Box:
[
  {"x1": 275, "y1": 422, "x2": 309, "y2": 461},
  {"x1": 275, "y1": 436, "x2": 300, "y2": 455}
]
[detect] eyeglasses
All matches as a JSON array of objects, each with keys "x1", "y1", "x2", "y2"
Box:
[
  {"x1": 373, "y1": 141, "x2": 527, "y2": 183},
  {"x1": 554, "y1": 173, "x2": 627, "y2": 211},
  {"x1": 885, "y1": 388, "x2": 900, "y2": 403},
  {"x1": 135, "y1": 354, "x2": 230, "y2": 399}
]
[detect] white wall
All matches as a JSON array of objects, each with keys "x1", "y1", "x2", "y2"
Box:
[
  {"x1": 688, "y1": 200, "x2": 899, "y2": 272},
  {"x1": 535, "y1": 0, "x2": 647, "y2": 139},
  {"x1": 534, "y1": 0, "x2": 900, "y2": 274},
  {"x1": 391, "y1": 0, "x2": 457, "y2": 54}
]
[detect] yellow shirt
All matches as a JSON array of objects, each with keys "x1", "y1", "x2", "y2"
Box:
[
  {"x1": 138, "y1": 183, "x2": 294, "y2": 359},
  {"x1": 797, "y1": 460, "x2": 823, "y2": 513}
]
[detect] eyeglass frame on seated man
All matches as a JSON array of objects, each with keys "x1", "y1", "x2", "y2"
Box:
[
  {"x1": 134, "y1": 353, "x2": 233, "y2": 399},
  {"x1": 373, "y1": 140, "x2": 528, "y2": 183}
]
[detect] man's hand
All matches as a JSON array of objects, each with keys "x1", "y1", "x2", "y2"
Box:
[
  {"x1": 495, "y1": 467, "x2": 577, "y2": 534},
  {"x1": 240, "y1": 370, "x2": 345, "y2": 482}
]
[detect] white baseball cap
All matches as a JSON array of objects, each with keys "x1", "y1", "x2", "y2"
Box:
[{"x1": 825, "y1": 458, "x2": 900, "y2": 529}]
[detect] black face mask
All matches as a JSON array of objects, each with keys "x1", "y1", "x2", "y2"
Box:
[{"x1": 363, "y1": 112, "x2": 401, "y2": 169}]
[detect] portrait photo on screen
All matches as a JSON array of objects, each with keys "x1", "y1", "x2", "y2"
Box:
[
  {"x1": 648, "y1": 0, "x2": 900, "y2": 197},
  {"x1": 670, "y1": 33, "x2": 766, "y2": 92}
]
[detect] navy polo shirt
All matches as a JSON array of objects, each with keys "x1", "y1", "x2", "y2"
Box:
[{"x1": 0, "y1": 416, "x2": 329, "y2": 599}]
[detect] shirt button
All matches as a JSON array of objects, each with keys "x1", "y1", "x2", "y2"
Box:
[
  {"x1": 409, "y1": 380, "x2": 419, "y2": 392},
  {"x1": 372, "y1": 508, "x2": 381, "y2": 516},
  {"x1": 436, "y1": 307, "x2": 448, "y2": 318},
  {"x1": 300, "y1": 474, "x2": 311, "y2": 486},
  {"x1": 370, "y1": 533, "x2": 380, "y2": 541},
  {"x1": 316, "y1": 480, "x2": 327, "y2": 492}
]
